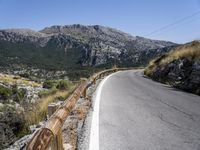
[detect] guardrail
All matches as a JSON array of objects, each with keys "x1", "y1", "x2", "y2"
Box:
[{"x1": 26, "y1": 68, "x2": 125, "y2": 150}]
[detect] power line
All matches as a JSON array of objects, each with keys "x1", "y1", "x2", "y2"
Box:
[
  {"x1": 146, "y1": 10, "x2": 200, "y2": 37},
  {"x1": 150, "y1": 15, "x2": 200, "y2": 38}
]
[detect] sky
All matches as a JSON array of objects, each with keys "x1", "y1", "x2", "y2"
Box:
[{"x1": 0, "y1": 0, "x2": 200, "y2": 43}]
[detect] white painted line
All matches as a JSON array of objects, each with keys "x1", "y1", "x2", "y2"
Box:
[{"x1": 88, "y1": 72, "x2": 119, "y2": 150}]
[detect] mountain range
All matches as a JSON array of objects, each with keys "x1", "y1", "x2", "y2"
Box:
[{"x1": 0, "y1": 24, "x2": 177, "y2": 79}]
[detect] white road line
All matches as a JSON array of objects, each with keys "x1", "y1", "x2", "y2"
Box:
[{"x1": 88, "y1": 72, "x2": 119, "y2": 150}]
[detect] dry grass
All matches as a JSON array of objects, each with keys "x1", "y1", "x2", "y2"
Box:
[
  {"x1": 0, "y1": 74, "x2": 41, "y2": 87},
  {"x1": 80, "y1": 78, "x2": 87, "y2": 83},
  {"x1": 144, "y1": 41, "x2": 200, "y2": 76},
  {"x1": 24, "y1": 85, "x2": 76, "y2": 125},
  {"x1": 144, "y1": 62, "x2": 156, "y2": 76},
  {"x1": 160, "y1": 41, "x2": 200, "y2": 65}
]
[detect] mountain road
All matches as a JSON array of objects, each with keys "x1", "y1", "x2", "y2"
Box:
[{"x1": 89, "y1": 70, "x2": 200, "y2": 150}]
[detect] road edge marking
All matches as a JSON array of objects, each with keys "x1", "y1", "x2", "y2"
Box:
[{"x1": 88, "y1": 72, "x2": 119, "y2": 150}]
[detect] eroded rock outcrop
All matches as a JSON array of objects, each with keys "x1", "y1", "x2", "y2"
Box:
[
  {"x1": 145, "y1": 41, "x2": 200, "y2": 95},
  {"x1": 150, "y1": 58, "x2": 200, "y2": 95}
]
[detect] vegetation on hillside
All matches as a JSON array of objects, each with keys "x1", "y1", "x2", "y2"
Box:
[
  {"x1": 0, "y1": 40, "x2": 83, "y2": 71},
  {"x1": 0, "y1": 85, "x2": 26, "y2": 103},
  {"x1": 0, "y1": 40, "x2": 115, "y2": 80},
  {"x1": 144, "y1": 41, "x2": 200, "y2": 76},
  {"x1": 0, "y1": 74, "x2": 76, "y2": 149},
  {"x1": 24, "y1": 82, "x2": 76, "y2": 126}
]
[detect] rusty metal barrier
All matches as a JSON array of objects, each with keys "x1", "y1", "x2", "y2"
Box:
[{"x1": 26, "y1": 68, "x2": 124, "y2": 150}]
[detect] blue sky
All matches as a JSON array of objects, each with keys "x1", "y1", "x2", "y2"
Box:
[{"x1": 0, "y1": 0, "x2": 200, "y2": 43}]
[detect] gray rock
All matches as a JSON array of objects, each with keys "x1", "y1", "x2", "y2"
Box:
[{"x1": 150, "y1": 57, "x2": 200, "y2": 95}]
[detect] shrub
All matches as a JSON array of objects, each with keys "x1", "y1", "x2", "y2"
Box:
[
  {"x1": 56, "y1": 80, "x2": 72, "y2": 90},
  {"x1": 0, "y1": 85, "x2": 12, "y2": 100},
  {"x1": 0, "y1": 110, "x2": 29, "y2": 149},
  {"x1": 38, "y1": 86, "x2": 58, "y2": 98},
  {"x1": 19, "y1": 73, "x2": 30, "y2": 78},
  {"x1": 15, "y1": 89, "x2": 26, "y2": 103},
  {"x1": 12, "y1": 85, "x2": 26, "y2": 103},
  {"x1": 42, "y1": 80, "x2": 56, "y2": 89}
]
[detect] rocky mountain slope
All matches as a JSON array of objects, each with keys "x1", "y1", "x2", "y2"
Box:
[
  {"x1": 0, "y1": 24, "x2": 177, "y2": 79},
  {"x1": 144, "y1": 41, "x2": 200, "y2": 95}
]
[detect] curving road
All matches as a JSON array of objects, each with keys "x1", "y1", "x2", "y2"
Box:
[{"x1": 90, "y1": 70, "x2": 200, "y2": 150}]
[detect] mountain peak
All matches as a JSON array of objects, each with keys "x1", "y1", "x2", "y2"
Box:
[{"x1": 1, "y1": 28, "x2": 47, "y2": 37}]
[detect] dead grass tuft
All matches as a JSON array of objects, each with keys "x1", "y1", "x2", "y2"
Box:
[
  {"x1": 160, "y1": 41, "x2": 200, "y2": 65},
  {"x1": 24, "y1": 85, "x2": 76, "y2": 125}
]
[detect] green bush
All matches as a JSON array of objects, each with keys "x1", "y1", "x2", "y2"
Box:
[
  {"x1": 42, "y1": 80, "x2": 56, "y2": 89},
  {"x1": 15, "y1": 90, "x2": 25, "y2": 103},
  {"x1": 38, "y1": 86, "x2": 58, "y2": 98},
  {"x1": 19, "y1": 73, "x2": 30, "y2": 78},
  {"x1": 56, "y1": 80, "x2": 72, "y2": 90},
  {"x1": 12, "y1": 85, "x2": 26, "y2": 103},
  {"x1": 0, "y1": 110, "x2": 30, "y2": 149},
  {"x1": 0, "y1": 85, "x2": 12, "y2": 100}
]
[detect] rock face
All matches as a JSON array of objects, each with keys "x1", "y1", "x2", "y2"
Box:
[
  {"x1": 40, "y1": 25, "x2": 177, "y2": 66},
  {"x1": 0, "y1": 24, "x2": 177, "y2": 71},
  {"x1": 145, "y1": 41, "x2": 200, "y2": 95},
  {"x1": 151, "y1": 58, "x2": 200, "y2": 94}
]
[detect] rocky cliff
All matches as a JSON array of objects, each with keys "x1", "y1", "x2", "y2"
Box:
[{"x1": 144, "y1": 41, "x2": 200, "y2": 95}]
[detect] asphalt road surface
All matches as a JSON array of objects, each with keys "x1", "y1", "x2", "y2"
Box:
[{"x1": 97, "y1": 70, "x2": 200, "y2": 150}]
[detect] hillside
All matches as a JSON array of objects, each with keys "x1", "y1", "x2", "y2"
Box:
[
  {"x1": 144, "y1": 41, "x2": 200, "y2": 95},
  {"x1": 0, "y1": 25, "x2": 177, "y2": 80}
]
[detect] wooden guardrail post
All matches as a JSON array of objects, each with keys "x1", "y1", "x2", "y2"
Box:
[
  {"x1": 94, "y1": 78, "x2": 96, "y2": 84},
  {"x1": 83, "y1": 88, "x2": 87, "y2": 98},
  {"x1": 48, "y1": 103, "x2": 59, "y2": 118},
  {"x1": 48, "y1": 103, "x2": 64, "y2": 150}
]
